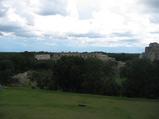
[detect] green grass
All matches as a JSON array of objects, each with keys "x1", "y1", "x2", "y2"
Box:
[{"x1": 0, "y1": 87, "x2": 159, "y2": 119}]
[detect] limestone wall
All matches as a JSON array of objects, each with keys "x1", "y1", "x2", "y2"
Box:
[{"x1": 143, "y1": 42, "x2": 159, "y2": 61}]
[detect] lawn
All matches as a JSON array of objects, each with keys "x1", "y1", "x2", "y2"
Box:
[{"x1": 0, "y1": 87, "x2": 159, "y2": 119}]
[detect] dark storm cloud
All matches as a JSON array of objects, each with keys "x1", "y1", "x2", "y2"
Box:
[
  {"x1": 149, "y1": 15, "x2": 159, "y2": 23},
  {"x1": 0, "y1": 1, "x2": 8, "y2": 17},
  {"x1": 68, "y1": 32, "x2": 106, "y2": 38},
  {"x1": 37, "y1": 0, "x2": 68, "y2": 16},
  {"x1": 111, "y1": 32, "x2": 135, "y2": 38},
  {"x1": 14, "y1": 31, "x2": 37, "y2": 37},
  {"x1": 140, "y1": 0, "x2": 159, "y2": 23},
  {"x1": 150, "y1": 31, "x2": 159, "y2": 34},
  {"x1": 0, "y1": 32, "x2": 3, "y2": 36},
  {"x1": 118, "y1": 39, "x2": 139, "y2": 43},
  {"x1": 0, "y1": 24, "x2": 37, "y2": 37},
  {"x1": 110, "y1": 32, "x2": 139, "y2": 44},
  {"x1": 0, "y1": 24, "x2": 20, "y2": 32},
  {"x1": 142, "y1": 0, "x2": 159, "y2": 12}
]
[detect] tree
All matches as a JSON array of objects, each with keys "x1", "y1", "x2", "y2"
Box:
[
  {"x1": 121, "y1": 59, "x2": 158, "y2": 98},
  {"x1": 0, "y1": 60, "x2": 15, "y2": 85},
  {"x1": 81, "y1": 57, "x2": 104, "y2": 94},
  {"x1": 30, "y1": 70, "x2": 56, "y2": 90},
  {"x1": 54, "y1": 56, "x2": 85, "y2": 92}
]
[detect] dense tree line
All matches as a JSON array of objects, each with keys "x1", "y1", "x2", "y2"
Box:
[
  {"x1": 107, "y1": 53, "x2": 139, "y2": 61},
  {"x1": 0, "y1": 52, "x2": 35, "y2": 85},
  {"x1": 0, "y1": 52, "x2": 159, "y2": 98},
  {"x1": 121, "y1": 59, "x2": 159, "y2": 98},
  {"x1": 0, "y1": 60, "x2": 15, "y2": 85},
  {"x1": 30, "y1": 56, "x2": 119, "y2": 96}
]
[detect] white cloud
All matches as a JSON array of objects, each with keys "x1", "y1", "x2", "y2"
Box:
[
  {"x1": 75, "y1": 0, "x2": 100, "y2": 19},
  {"x1": 29, "y1": 0, "x2": 68, "y2": 16},
  {"x1": 0, "y1": 0, "x2": 159, "y2": 51}
]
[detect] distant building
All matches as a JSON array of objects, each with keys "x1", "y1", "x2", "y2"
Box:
[
  {"x1": 51, "y1": 52, "x2": 115, "y2": 61},
  {"x1": 90, "y1": 53, "x2": 115, "y2": 61},
  {"x1": 141, "y1": 42, "x2": 159, "y2": 61},
  {"x1": 34, "y1": 52, "x2": 115, "y2": 61},
  {"x1": 35, "y1": 54, "x2": 51, "y2": 60}
]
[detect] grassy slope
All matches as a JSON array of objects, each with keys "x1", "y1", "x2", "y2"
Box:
[{"x1": 0, "y1": 88, "x2": 159, "y2": 119}]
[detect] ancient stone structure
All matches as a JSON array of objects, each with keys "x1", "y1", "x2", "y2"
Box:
[
  {"x1": 12, "y1": 72, "x2": 31, "y2": 86},
  {"x1": 51, "y1": 52, "x2": 115, "y2": 61},
  {"x1": 34, "y1": 52, "x2": 115, "y2": 61},
  {"x1": 35, "y1": 54, "x2": 51, "y2": 60},
  {"x1": 141, "y1": 42, "x2": 159, "y2": 61}
]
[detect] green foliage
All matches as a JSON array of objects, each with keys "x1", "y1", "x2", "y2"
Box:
[
  {"x1": 55, "y1": 56, "x2": 85, "y2": 92},
  {"x1": 30, "y1": 70, "x2": 56, "y2": 90},
  {"x1": 121, "y1": 59, "x2": 159, "y2": 98},
  {"x1": 54, "y1": 56, "x2": 119, "y2": 95},
  {"x1": 0, "y1": 60, "x2": 15, "y2": 85},
  {"x1": 0, "y1": 52, "x2": 159, "y2": 98},
  {"x1": 11, "y1": 53, "x2": 35, "y2": 72},
  {"x1": 33, "y1": 60, "x2": 55, "y2": 70},
  {"x1": 107, "y1": 53, "x2": 139, "y2": 61},
  {"x1": 0, "y1": 52, "x2": 35, "y2": 73}
]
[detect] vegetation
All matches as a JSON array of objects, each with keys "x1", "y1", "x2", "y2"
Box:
[
  {"x1": 0, "y1": 52, "x2": 159, "y2": 98},
  {"x1": 121, "y1": 59, "x2": 159, "y2": 98},
  {"x1": 29, "y1": 56, "x2": 119, "y2": 96},
  {"x1": 0, "y1": 88, "x2": 159, "y2": 119},
  {"x1": 106, "y1": 53, "x2": 139, "y2": 61}
]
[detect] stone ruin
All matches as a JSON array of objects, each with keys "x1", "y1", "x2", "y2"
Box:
[
  {"x1": 35, "y1": 53, "x2": 115, "y2": 61},
  {"x1": 141, "y1": 42, "x2": 159, "y2": 61},
  {"x1": 35, "y1": 54, "x2": 51, "y2": 60}
]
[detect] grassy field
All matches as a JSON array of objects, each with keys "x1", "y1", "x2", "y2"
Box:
[{"x1": 0, "y1": 88, "x2": 159, "y2": 119}]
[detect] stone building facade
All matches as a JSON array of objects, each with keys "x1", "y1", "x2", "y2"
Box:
[
  {"x1": 141, "y1": 42, "x2": 159, "y2": 61},
  {"x1": 35, "y1": 54, "x2": 51, "y2": 60},
  {"x1": 51, "y1": 52, "x2": 115, "y2": 61}
]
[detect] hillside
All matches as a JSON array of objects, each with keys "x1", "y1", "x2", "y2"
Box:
[{"x1": 0, "y1": 88, "x2": 159, "y2": 119}]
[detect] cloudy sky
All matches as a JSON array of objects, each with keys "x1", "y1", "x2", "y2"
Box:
[{"x1": 0, "y1": 0, "x2": 159, "y2": 53}]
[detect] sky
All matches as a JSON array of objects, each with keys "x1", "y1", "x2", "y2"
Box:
[{"x1": 0, "y1": 0, "x2": 159, "y2": 53}]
